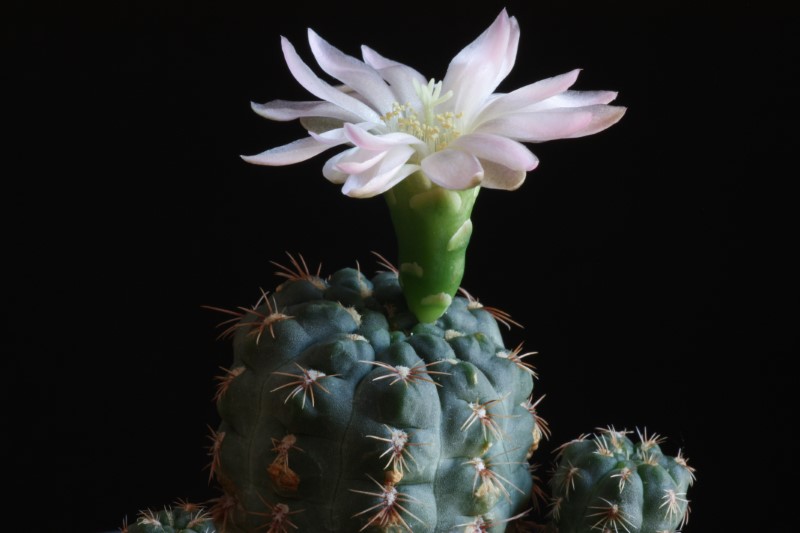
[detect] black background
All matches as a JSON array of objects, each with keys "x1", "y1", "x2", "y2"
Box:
[{"x1": 6, "y1": 3, "x2": 796, "y2": 532}]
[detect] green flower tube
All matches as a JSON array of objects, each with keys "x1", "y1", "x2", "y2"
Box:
[{"x1": 385, "y1": 173, "x2": 479, "y2": 323}]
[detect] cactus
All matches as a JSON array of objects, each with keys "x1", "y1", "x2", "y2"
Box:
[
  {"x1": 115, "y1": 10, "x2": 692, "y2": 533},
  {"x1": 124, "y1": 501, "x2": 216, "y2": 533},
  {"x1": 546, "y1": 429, "x2": 695, "y2": 533},
  {"x1": 205, "y1": 257, "x2": 543, "y2": 532}
]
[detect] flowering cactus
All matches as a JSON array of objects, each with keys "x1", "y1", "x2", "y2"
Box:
[{"x1": 119, "y1": 10, "x2": 696, "y2": 533}]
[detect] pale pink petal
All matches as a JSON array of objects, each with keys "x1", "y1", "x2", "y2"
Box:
[
  {"x1": 335, "y1": 148, "x2": 388, "y2": 174},
  {"x1": 241, "y1": 136, "x2": 334, "y2": 166},
  {"x1": 361, "y1": 45, "x2": 427, "y2": 106},
  {"x1": 473, "y1": 69, "x2": 581, "y2": 124},
  {"x1": 479, "y1": 159, "x2": 529, "y2": 190},
  {"x1": 475, "y1": 108, "x2": 595, "y2": 142},
  {"x1": 343, "y1": 123, "x2": 422, "y2": 151},
  {"x1": 527, "y1": 89, "x2": 620, "y2": 111},
  {"x1": 558, "y1": 105, "x2": 626, "y2": 138},
  {"x1": 421, "y1": 149, "x2": 484, "y2": 189},
  {"x1": 308, "y1": 127, "x2": 347, "y2": 145},
  {"x1": 449, "y1": 132, "x2": 538, "y2": 171},
  {"x1": 322, "y1": 148, "x2": 354, "y2": 184},
  {"x1": 342, "y1": 163, "x2": 419, "y2": 198},
  {"x1": 307, "y1": 30, "x2": 396, "y2": 113},
  {"x1": 442, "y1": 10, "x2": 517, "y2": 120},
  {"x1": 281, "y1": 36, "x2": 381, "y2": 123},
  {"x1": 341, "y1": 145, "x2": 417, "y2": 198},
  {"x1": 497, "y1": 16, "x2": 520, "y2": 86},
  {"x1": 251, "y1": 99, "x2": 361, "y2": 122}
]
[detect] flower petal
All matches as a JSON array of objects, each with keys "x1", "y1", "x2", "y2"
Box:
[
  {"x1": 557, "y1": 104, "x2": 627, "y2": 138},
  {"x1": 341, "y1": 145, "x2": 417, "y2": 197},
  {"x1": 280, "y1": 36, "x2": 381, "y2": 123},
  {"x1": 342, "y1": 163, "x2": 419, "y2": 198},
  {"x1": 241, "y1": 136, "x2": 334, "y2": 166},
  {"x1": 442, "y1": 10, "x2": 518, "y2": 121},
  {"x1": 528, "y1": 89, "x2": 620, "y2": 111},
  {"x1": 449, "y1": 132, "x2": 538, "y2": 171},
  {"x1": 251, "y1": 99, "x2": 361, "y2": 122},
  {"x1": 307, "y1": 30, "x2": 396, "y2": 113},
  {"x1": 322, "y1": 148, "x2": 354, "y2": 184},
  {"x1": 421, "y1": 149, "x2": 484, "y2": 189},
  {"x1": 361, "y1": 45, "x2": 427, "y2": 106},
  {"x1": 473, "y1": 69, "x2": 581, "y2": 124},
  {"x1": 479, "y1": 159, "x2": 529, "y2": 190},
  {"x1": 475, "y1": 108, "x2": 595, "y2": 142},
  {"x1": 343, "y1": 123, "x2": 423, "y2": 151},
  {"x1": 335, "y1": 148, "x2": 388, "y2": 174}
]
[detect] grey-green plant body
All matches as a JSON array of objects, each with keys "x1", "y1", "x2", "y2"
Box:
[
  {"x1": 547, "y1": 429, "x2": 695, "y2": 533},
  {"x1": 205, "y1": 257, "x2": 543, "y2": 532},
  {"x1": 124, "y1": 503, "x2": 216, "y2": 533}
]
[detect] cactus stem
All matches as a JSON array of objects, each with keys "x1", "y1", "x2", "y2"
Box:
[
  {"x1": 553, "y1": 434, "x2": 590, "y2": 458},
  {"x1": 593, "y1": 435, "x2": 614, "y2": 457},
  {"x1": 205, "y1": 426, "x2": 225, "y2": 484},
  {"x1": 596, "y1": 426, "x2": 633, "y2": 451},
  {"x1": 554, "y1": 461, "x2": 582, "y2": 500},
  {"x1": 660, "y1": 490, "x2": 689, "y2": 522},
  {"x1": 465, "y1": 456, "x2": 525, "y2": 502},
  {"x1": 675, "y1": 449, "x2": 697, "y2": 483},
  {"x1": 458, "y1": 287, "x2": 523, "y2": 330},
  {"x1": 350, "y1": 475, "x2": 424, "y2": 532},
  {"x1": 361, "y1": 359, "x2": 450, "y2": 387},
  {"x1": 461, "y1": 397, "x2": 508, "y2": 441},
  {"x1": 456, "y1": 509, "x2": 531, "y2": 532},
  {"x1": 271, "y1": 363, "x2": 338, "y2": 409},
  {"x1": 353, "y1": 261, "x2": 373, "y2": 298},
  {"x1": 203, "y1": 290, "x2": 292, "y2": 344},
  {"x1": 610, "y1": 467, "x2": 634, "y2": 493},
  {"x1": 252, "y1": 495, "x2": 304, "y2": 533},
  {"x1": 137, "y1": 509, "x2": 161, "y2": 527},
  {"x1": 587, "y1": 498, "x2": 635, "y2": 533},
  {"x1": 213, "y1": 366, "x2": 245, "y2": 402},
  {"x1": 636, "y1": 427, "x2": 666, "y2": 450},
  {"x1": 271, "y1": 252, "x2": 326, "y2": 291},
  {"x1": 366, "y1": 425, "x2": 428, "y2": 475},
  {"x1": 268, "y1": 434, "x2": 303, "y2": 492},
  {"x1": 497, "y1": 343, "x2": 538, "y2": 377},
  {"x1": 522, "y1": 395, "x2": 551, "y2": 441}
]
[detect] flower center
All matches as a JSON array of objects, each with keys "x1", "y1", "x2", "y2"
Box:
[{"x1": 381, "y1": 78, "x2": 463, "y2": 153}]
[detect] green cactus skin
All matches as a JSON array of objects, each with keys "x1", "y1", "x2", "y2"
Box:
[
  {"x1": 125, "y1": 504, "x2": 216, "y2": 533},
  {"x1": 208, "y1": 259, "x2": 542, "y2": 532},
  {"x1": 548, "y1": 429, "x2": 696, "y2": 533},
  {"x1": 385, "y1": 172, "x2": 479, "y2": 323}
]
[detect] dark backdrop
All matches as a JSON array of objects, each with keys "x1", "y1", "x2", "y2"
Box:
[{"x1": 6, "y1": 3, "x2": 795, "y2": 531}]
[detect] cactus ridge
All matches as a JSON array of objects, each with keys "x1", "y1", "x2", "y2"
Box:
[{"x1": 207, "y1": 258, "x2": 541, "y2": 532}]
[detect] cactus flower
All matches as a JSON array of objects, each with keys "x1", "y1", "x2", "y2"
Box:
[{"x1": 244, "y1": 10, "x2": 625, "y2": 322}]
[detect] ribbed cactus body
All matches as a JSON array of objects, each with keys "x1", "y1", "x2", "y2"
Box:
[
  {"x1": 549, "y1": 430, "x2": 695, "y2": 533},
  {"x1": 126, "y1": 505, "x2": 216, "y2": 533},
  {"x1": 210, "y1": 265, "x2": 541, "y2": 532}
]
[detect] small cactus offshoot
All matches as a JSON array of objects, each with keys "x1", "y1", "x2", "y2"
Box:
[{"x1": 547, "y1": 428, "x2": 696, "y2": 533}]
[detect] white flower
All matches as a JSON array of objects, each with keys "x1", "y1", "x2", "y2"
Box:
[{"x1": 243, "y1": 10, "x2": 625, "y2": 198}]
